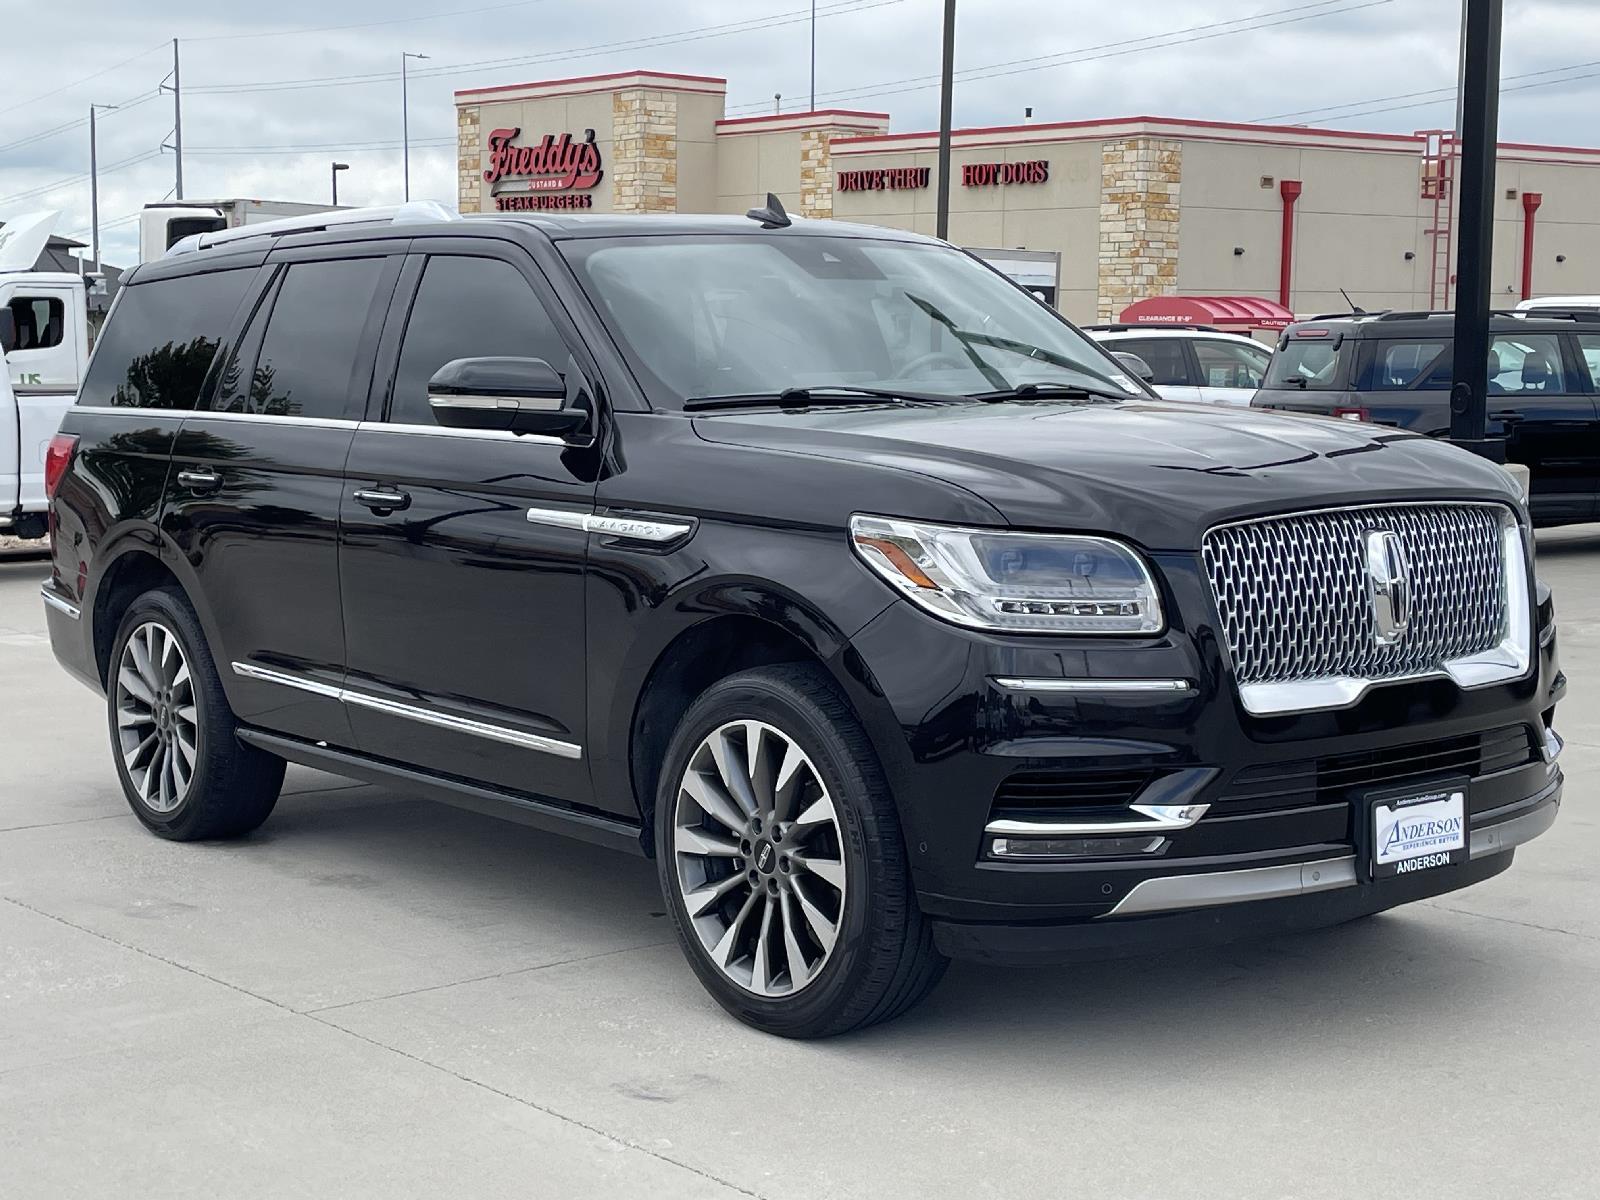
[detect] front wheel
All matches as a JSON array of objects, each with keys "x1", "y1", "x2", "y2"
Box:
[
  {"x1": 655, "y1": 664, "x2": 946, "y2": 1037},
  {"x1": 108, "y1": 588, "x2": 284, "y2": 840}
]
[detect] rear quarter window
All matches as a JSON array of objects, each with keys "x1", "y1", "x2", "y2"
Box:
[
  {"x1": 78, "y1": 269, "x2": 253, "y2": 410},
  {"x1": 1262, "y1": 338, "x2": 1346, "y2": 390}
]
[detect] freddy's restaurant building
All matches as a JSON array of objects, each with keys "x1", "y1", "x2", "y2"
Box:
[{"x1": 456, "y1": 69, "x2": 1600, "y2": 326}]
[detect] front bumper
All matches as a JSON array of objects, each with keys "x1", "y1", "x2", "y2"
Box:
[
  {"x1": 933, "y1": 774, "x2": 1560, "y2": 965},
  {"x1": 838, "y1": 549, "x2": 1566, "y2": 940}
]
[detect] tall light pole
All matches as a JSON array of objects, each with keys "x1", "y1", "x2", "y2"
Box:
[
  {"x1": 88, "y1": 102, "x2": 118, "y2": 274},
  {"x1": 934, "y1": 0, "x2": 956, "y2": 240},
  {"x1": 331, "y1": 161, "x2": 349, "y2": 206},
  {"x1": 1448, "y1": 0, "x2": 1503, "y2": 458},
  {"x1": 810, "y1": 0, "x2": 817, "y2": 112},
  {"x1": 402, "y1": 51, "x2": 430, "y2": 201}
]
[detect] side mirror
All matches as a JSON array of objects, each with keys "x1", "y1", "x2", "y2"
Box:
[
  {"x1": 0, "y1": 308, "x2": 15, "y2": 355},
  {"x1": 1112, "y1": 350, "x2": 1156, "y2": 384},
  {"x1": 427, "y1": 356, "x2": 590, "y2": 439}
]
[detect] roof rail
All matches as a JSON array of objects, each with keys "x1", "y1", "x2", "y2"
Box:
[
  {"x1": 1080, "y1": 323, "x2": 1221, "y2": 334},
  {"x1": 165, "y1": 201, "x2": 457, "y2": 258},
  {"x1": 1301, "y1": 310, "x2": 1393, "y2": 322}
]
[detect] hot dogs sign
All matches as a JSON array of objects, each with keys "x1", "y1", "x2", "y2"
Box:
[{"x1": 484, "y1": 127, "x2": 605, "y2": 210}]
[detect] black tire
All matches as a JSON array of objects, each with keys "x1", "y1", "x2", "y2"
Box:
[
  {"x1": 654, "y1": 663, "x2": 947, "y2": 1037},
  {"x1": 108, "y1": 588, "x2": 284, "y2": 840}
]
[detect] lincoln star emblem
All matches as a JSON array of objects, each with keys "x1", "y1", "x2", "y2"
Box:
[{"x1": 1364, "y1": 529, "x2": 1411, "y2": 645}]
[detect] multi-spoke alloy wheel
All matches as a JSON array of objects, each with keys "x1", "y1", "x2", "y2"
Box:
[
  {"x1": 672, "y1": 719, "x2": 848, "y2": 997},
  {"x1": 114, "y1": 621, "x2": 198, "y2": 815}
]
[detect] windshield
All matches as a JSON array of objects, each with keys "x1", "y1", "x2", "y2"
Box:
[
  {"x1": 1263, "y1": 338, "x2": 1345, "y2": 390},
  {"x1": 560, "y1": 235, "x2": 1145, "y2": 407}
]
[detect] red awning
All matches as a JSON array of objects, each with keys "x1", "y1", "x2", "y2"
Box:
[{"x1": 1116, "y1": 295, "x2": 1296, "y2": 330}]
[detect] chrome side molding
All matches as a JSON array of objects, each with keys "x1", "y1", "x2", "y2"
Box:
[
  {"x1": 525, "y1": 506, "x2": 695, "y2": 543},
  {"x1": 992, "y1": 677, "x2": 1195, "y2": 695},
  {"x1": 230, "y1": 662, "x2": 582, "y2": 760},
  {"x1": 986, "y1": 803, "x2": 1209, "y2": 838},
  {"x1": 1106, "y1": 856, "x2": 1358, "y2": 918},
  {"x1": 40, "y1": 588, "x2": 82, "y2": 621}
]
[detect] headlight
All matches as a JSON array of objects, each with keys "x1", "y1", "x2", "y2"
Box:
[{"x1": 849, "y1": 514, "x2": 1164, "y2": 634}]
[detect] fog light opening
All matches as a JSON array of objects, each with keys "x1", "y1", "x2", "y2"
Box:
[{"x1": 990, "y1": 835, "x2": 1168, "y2": 860}]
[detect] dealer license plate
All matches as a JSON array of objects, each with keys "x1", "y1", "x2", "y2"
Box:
[{"x1": 1371, "y1": 787, "x2": 1467, "y2": 878}]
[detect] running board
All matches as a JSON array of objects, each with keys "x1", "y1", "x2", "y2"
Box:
[{"x1": 236, "y1": 728, "x2": 647, "y2": 857}]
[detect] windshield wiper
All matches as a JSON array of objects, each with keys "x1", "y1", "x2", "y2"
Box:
[
  {"x1": 685, "y1": 385, "x2": 960, "y2": 412},
  {"x1": 972, "y1": 381, "x2": 1136, "y2": 404}
]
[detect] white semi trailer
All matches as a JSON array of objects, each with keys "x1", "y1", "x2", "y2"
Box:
[{"x1": 139, "y1": 198, "x2": 341, "y2": 262}]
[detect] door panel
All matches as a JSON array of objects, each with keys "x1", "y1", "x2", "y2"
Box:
[
  {"x1": 1488, "y1": 332, "x2": 1597, "y2": 525},
  {"x1": 338, "y1": 248, "x2": 598, "y2": 809},
  {"x1": 166, "y1": 251, "x2": 400, "y2": 743}
]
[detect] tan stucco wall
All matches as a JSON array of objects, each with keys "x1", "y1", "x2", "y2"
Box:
[
  {"x1": 832, "y1": 140, "x2": 1103, "y2": 321},
  {"x1": 716, "y1": 129, "x2": 806, "y2": 217}
]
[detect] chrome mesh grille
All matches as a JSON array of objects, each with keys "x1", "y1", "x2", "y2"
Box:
[{"x1": 1202, "y1": 504, "x2": 1508, "y2": 687}]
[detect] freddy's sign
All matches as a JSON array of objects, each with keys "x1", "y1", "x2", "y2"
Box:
[{"x1": 484, "y1": 127, "x2": 604, "y2": 192}]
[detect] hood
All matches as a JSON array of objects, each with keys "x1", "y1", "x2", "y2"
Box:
[
  {"x1": 0, "y1": 210, "x2": 60, "y2": 274},
  {"x1": 691, "y1": 399, "x2": 1522, "y2": 551}
]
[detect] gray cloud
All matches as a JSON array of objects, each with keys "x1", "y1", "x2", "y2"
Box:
[{"x1": 3, "y1": 0, "x2": 1597, "y2": 266}]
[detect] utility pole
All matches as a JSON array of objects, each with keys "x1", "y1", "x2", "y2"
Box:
[
  {"x1": 1448, "y1": 0, "x2": 1503, "y2": 458},
  {"x1": 172, "y1": 40, "x2": 184, "y2": 199},
  {"x1": 810, "y1": 0, "x2": 817, "y2": 112},
  {"x1": 934, "y1": 0, "x2": 956, "y2": 240},
  {"x1": 402, "y1": 52, "x2": 430, "y2": 201},
  {"x1": 88, "y1": 103, "x2": 118, "y2": 274},
  {"x1": 331, "y1": 161, "x2": 349, "y2": 205}
]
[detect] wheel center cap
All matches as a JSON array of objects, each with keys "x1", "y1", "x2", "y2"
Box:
[{"x1": 756, "y1": 842, "x2": 777, "y2": 874}]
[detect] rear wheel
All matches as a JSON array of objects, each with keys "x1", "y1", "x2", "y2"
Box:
[
  {"x1": 109, "y1": 589, "x2": 284, "y2": 840},
  {"x1": 655, "y1": 664, "x2": 946, "y2": 1037}
]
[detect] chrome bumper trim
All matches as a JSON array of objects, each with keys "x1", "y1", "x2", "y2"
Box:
[
  {"x1": 230, "y1": 662, "x2": 582, "y2": 760},
  {"x1": 1105, "y1": 791, "x2": 1559, "y2": 919},
  {"x1": 1106, "y1": 855, "x2": 1357, "y2": 918},
  {"x1": 986, "y1": 803, "x2": 1209, "y2": 838},
  {"x1": 991, "y1": 677, "x2": 1195, "y2": 695},
  {"x1": 40, "y1": 588, "x2": 82, "y2": 621}
]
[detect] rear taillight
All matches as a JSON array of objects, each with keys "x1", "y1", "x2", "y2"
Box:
[
  {"x1": 44, "y1": 433, "x2": 78, "y2": 500},
  {"x1": 1332, "y1": 406, "x2": 1370, "y2": 422}
]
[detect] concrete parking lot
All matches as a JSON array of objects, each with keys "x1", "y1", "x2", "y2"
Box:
[{"x1": 2, "y1": 533, "x2": 1599, "y2": 1200}]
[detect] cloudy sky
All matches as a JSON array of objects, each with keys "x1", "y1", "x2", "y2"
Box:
[{"x1": 2, "y1": 0, "x2": 1598, "y2": 266}]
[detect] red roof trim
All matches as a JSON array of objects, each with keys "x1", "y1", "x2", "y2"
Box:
[
  {"x1": 831, "y1": 114, "x2": 1425, "y2": 148},
  {"x1": 714, "y1": 108, "x2": 890, "y2": 128},
  {"x1": 455, "y1": 69, "x2": 727, "y2": 98}
]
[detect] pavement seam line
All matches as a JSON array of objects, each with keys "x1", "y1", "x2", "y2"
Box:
[
  {"x1": 0, "y1": 896, "x2": 763, "y2": 1197},
  {"x1": 302, "y1": 938, "x2": 676, "y2": 1014},
  {"x1": 0, "y1": 812, "x2": 132, "y2": 834},
  {"x1": 305, "y1": 1014, "x2": 770, "y2": 1200},
  {"x1": 1422, "y1": 899, "x2": 1600, "y2": 943}
]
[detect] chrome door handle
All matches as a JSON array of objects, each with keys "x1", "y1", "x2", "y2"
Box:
[
  {"x1": 352, "y1": 488, "x2": 411, "y2": 512},
  {"x1": 176, "y1": 468, "x2": 221, "y2": 494}
]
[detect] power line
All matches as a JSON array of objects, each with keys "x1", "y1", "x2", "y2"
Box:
[
  {"x1": 1254, "y1": 58, "x2": 1600, "y2": 123},
  {"x1": 0, "y1": 42, "x2": 167, "y2": 117},
  {"x1": 726, "y1": 0, "x2": 1391, "y2": 114},
  {"x1": 183, "y1": 0, "x2": 550, "y2": 41},
  {"x1": 0, "y1": 89, "x2": 163, "y2": 158},
  {"x1": 0, "y1": 150, "x2": 162, "y2": 208},
  {"x1": 185, "y1": 0, "x2": 899, "y2": 95},
  {"x1": 187, "y1": 138, "x2": 456, "y2": 155}
]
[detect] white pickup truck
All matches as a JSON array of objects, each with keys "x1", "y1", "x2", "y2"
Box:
[{"x1": 1, "y1": 211, "x2": 88, "y2": 540}]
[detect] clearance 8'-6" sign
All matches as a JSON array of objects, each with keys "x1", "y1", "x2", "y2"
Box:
[{"x1": 484, "y1": 127, "x2": 604, "y2": 210}]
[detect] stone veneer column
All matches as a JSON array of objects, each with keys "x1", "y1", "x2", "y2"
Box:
[
  {"x1": 1097, "y1": 138, "x2": 1182, "y2": 321},
  {"x1": 799, "y1": 129, "x2": 834, "y2": 218},
  {"x1": 457, "y1": 104, "x2": 482, "y2": 212},
  {"x1": 612, "y1": 89, "x2": 679, "y2": 213}
]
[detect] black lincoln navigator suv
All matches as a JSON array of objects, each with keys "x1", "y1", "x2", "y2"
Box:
[{"x1": 41, "y1": 201, "x2": 1564, "y2": 1037}]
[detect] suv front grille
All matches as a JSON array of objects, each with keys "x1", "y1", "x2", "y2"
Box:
[
  {"x1": 1216, "y1": 724, "x2": 1536, "y2": 816},
  {"x1": 1202, "y1": 503, "x2": 1507, "y2": 688}
]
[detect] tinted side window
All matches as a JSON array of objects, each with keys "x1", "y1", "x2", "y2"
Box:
[
  {"x1": 1575, "y1": 333, "x2": 1600, "y2": 385},
  {"x1": 390, "y1": 256, "x2": 567, "y2": 426},
  {"x1": 1364, "y1": 339, "x2": 1451, "y2": 391},
  {"x1": 1489, "y1": 333, "x2": 1567, "y2": 395},
  {"x1": 223, "y1": 258, "x2": 384, "y2": 420},
  {"x1": 78, "y1": 269, "x2": 252, "y2": 410},
  {"x1": 1193, "y1": 340, "x2": 1269, "y2": 388},
  {"x1": 1115, "y1": 338, "x2": 1190, "y2": 386}
]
